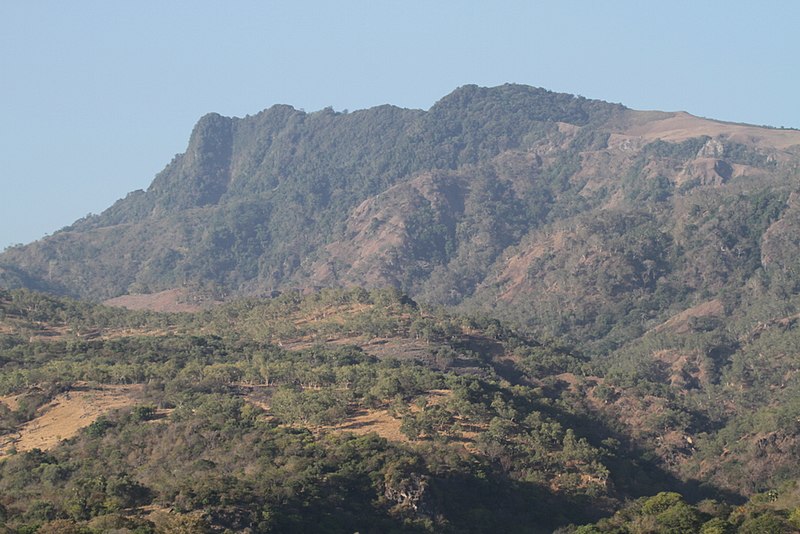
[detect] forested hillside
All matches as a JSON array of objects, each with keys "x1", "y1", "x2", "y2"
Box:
[
  {"x1": 3, "y1": 84, "x2": 800, "y2": 532},
  {"x1": 0, "y1": 288, "x2": 644, "y2": 532},
  {"x1": 0, "y1": 84, "x2": 625, "y2": 303},
  {"x1": 2, "y1": 85, "x2": 800, "y2": 358},
  {"x1": 3, "y1": 288, "x2": 800, "y2": 533}
]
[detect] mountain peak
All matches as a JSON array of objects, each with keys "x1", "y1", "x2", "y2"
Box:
[
  {"x1": 2, "y1": 84, "x2": 798, "y2": 350},
  {"x1": 145, "y1": 112, "x2": 235, "y2": 209},
  {"x1": 429, "y1": 83, "x2": 627, "y2": 127}
]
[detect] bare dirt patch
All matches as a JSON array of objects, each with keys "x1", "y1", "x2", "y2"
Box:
[
  {"x1": 0, "y1": 323, "x2": 15, "y2": 335},
  {"x1": 360, "y1": 337, "x2": 434, "y2": 361},
  {"x1": 329, "y1": 408, "x2": 408, "y2": 442},
  {"x1": 292, "y1": 302, "x2": 373, "y2": 328},
  {"x1": 0, "y1": 393, "x2": 23, "y2": 412},
  {"x1": 281, "y1": 335, "x2": 438, "y2": 366},
  {"x1": 651, "y1": 349, "x2": 712, "y2": 389},
  {"x1": 244, "y1": 388, "x2": 474, "y2": 446},
  {"x1": 104, "y1": 288, "x2": 203, "y2": 313},
  {"x1": 242, "y1": 389, "x2": 410, "y2": 443},
  {"x1": 0, "y1": 384, "x2": 143, "y2": 455},
  {"x1": 653, "y1": 299, "x2": 724, "y2": 335}
]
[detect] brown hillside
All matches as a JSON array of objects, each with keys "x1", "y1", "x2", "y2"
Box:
[
  {"x1": 0, "y1": 384, "x2": 143, "y2": 456},
  {"x1": 621, "y1": 110, "x2": 800, "y2": 150}
]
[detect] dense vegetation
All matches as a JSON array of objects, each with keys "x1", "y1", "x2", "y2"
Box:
[
  {"x1": 3, "y1": 84, "x2": 800, "y2": 531},
  {"x1": 0, "y1": 85, "x2": 625, "y2": 301},
  {"x1": 2, "y1": 288, "x2": 800, "y2": 532},
  {"x1": 2, "y1": 85, "x2": 799, "y2": 357},
  {"x1": 0, "y1": 288, "x2": 611, "y2": 532}
]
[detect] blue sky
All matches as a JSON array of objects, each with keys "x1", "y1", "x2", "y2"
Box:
[{"x1": 1, "y1": 1, "x2": 799, "y2": 250}]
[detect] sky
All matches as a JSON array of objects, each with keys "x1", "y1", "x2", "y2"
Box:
[{"x1": 1, "y1": 1, "x2": 799, "y2": 250}]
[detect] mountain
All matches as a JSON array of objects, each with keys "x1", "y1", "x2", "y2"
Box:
[
  {"x1": 2, "y1": 84, "x2": 800, "y2": 355},
  {"x1": 3, "y1": 82, "x2": 800, "y2": 530},
  {"x1": 0, "y1": 85, "x2": 623, "y2": 301},
  {"x1": 0, "y1": 85, "x2": 623, "y2": 300}
]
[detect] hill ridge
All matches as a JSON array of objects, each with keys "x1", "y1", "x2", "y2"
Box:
[{"x1": 1, "y1": 83, "x2": 799, "y2": 356}]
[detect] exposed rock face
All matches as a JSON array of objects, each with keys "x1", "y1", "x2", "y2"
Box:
[
  {"x1": 676, "y1": 158, "x2": 734, "y2": 186},
  {"x1": 384, "y1": 471, "x2": 431, "y2": 517},
  {"x1": 697, "y1": 138, "x2": 725, "y2": 158}
]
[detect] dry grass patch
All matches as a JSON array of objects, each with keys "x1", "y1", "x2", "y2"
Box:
[
  {"x1": 328, "y1": 408, "x2": 408, "y2": 442},
  {"x1": 653, "y1": 299, "x2": 724, "y2": 335},
  {"x1": 623, "y1": 110, "x2": 800, "y2": 150},
  {"x1": 292, "y1": 302, "x2": 373, "y2": 327},
  {"x1": 0, "y1": 384, "x2": 144, "y2": 456},
  {"x1": 0, "y1": 323, "x2": 15, "y2": 335},
  {"x1": 0, "y1": 392, "x2": 23, "y2": 412},
  {"x1": 1, "y1": 315, "x2": 181, "y2": 342},
  {"x1": 242, "y1": 387, "x2": 484, "y2": 449},
  {"x1": 104, "y1": 288, "x2": 204, "y2": 313}
]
